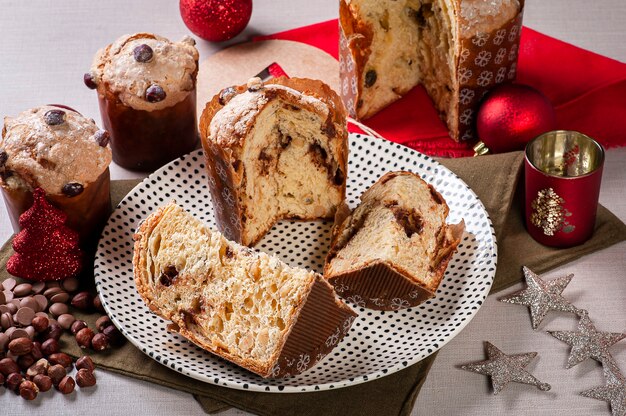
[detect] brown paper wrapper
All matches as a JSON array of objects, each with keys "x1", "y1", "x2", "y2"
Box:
[
  {"x1": 339, "y1": 1, "x2": 525, "y2": 142},
  {"x1": 454, "y1": 3, "x2": 525, "y2": 141},
  {"x1": 328, "y1": 263, "x2": 434, "y2": 311},
  {"x1": 267, "y1": 277, "x2": 356, "y2": 378}
]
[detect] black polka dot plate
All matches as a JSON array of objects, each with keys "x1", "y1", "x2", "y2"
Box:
[{"x1": 94, "y1": 133, "x2": 496, "y2": 393}]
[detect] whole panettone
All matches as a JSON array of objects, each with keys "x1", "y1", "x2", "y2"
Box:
[
  {"x1": 339, "y1": 0, "x2": 524, "y2": 142},
  {"x1": 199, "y1": 77, "x2": 349, "y2": 246}
]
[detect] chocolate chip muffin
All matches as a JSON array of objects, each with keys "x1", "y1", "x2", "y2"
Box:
[
  {"x1": 0, "y1": 105, "x2": 112, "y2": 244},
  {"x1": 86, "y1": 33, "x2": 199, "y2": 171}
]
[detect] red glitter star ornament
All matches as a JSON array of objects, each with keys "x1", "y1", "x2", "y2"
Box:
[{"x1": 6, "y1": 188, "x2": 83, "y2": 281}]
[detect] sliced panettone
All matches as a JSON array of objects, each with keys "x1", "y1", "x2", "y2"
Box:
[
  {"x1": 199, "y1": 77, "x2": 349, "y2": 246},
  {"x1": 324, "y1": 171, "x2": 465, "y2": 310},
  {"x1": 340, "y1": 0, "x2": 523, "y2": 141},
  {"x1": 133, "y1": 202, "x2": 356, "y2": 378}
]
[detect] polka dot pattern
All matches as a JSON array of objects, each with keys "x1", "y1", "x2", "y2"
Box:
[{"x1": 94, "y1": 134, "x2": 497, "y2": 393}]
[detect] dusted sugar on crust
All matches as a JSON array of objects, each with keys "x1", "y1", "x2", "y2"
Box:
[
  {"x1": 339, "y1": 0, "x2": 523, "y2": 141},
  {"x1": 90, "y1": 33, "x2": 199, "y2": 111},
  {"x1": 0, "y1": 106, "x2": 112, "y2": 194},
  {"x1": 133, "y1": 202, "x2": 356, "y2": 378},
  {"x1": 460, "y1": 0, "x2": 520, "y2": 37},
  {"x1": 324, "y1": 171, "x2": 465, "y2": 311},
  {"x1": 199, "y1": 77, "x2": 348, "y2": 246}
]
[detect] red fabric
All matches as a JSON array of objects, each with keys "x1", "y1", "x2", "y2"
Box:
[{"x1": 255, "y1": 20, "x2": 626, "y2": 157}]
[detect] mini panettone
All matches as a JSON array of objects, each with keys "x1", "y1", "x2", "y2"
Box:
[
  {"x1": 199, "y1": 77, "x2": 349, "y2": 246},
  {"x1": 324, "y1": 171, "x2": 465, "y2": 310},
  {"x1": 133, "y1": 202, "x2": 356, "y2": 378},
  {"x1": 339, "y1": 0, "x2": 524, "y2": 141},
  {"x1": 0, "y1": 105, "x2": 112, "y2": 243}
]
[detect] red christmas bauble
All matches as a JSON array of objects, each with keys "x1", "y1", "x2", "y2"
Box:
[
  {"x1": 180, "y1": 0, "x2": 253, "y2": 42},
  {"x1": 476, "y1": 83, "x2": 557, "y2": 154}
]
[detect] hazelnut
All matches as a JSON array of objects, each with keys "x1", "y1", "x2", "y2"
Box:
[
  {"x1": 71, "y1": 292, "x2": 93, "y2": 311},
  {"x1": 8, "y1": 337, "x2": 33, "y2": 355},
  {"x1": 0, "y1": 357, "x2": 20, "y2": 376},
  {"x1": 47, "y1": 364, "x2": 66, "y2": 386},
  {"x1": 19, "y1": 380, "x2": 39, "y2": 400},
  {"x1": 76, "y1": 327, "x2": 95, "y2": 349},
  {"x1": 91, "y1": 333, "x2": 109, "y2": 351},
  {"x1": 41, "y1": 338, "x2": 60, "y2": 356},
  {"x1": 42, "y1": 323, "x2": 63, "y2": 341},
  {"x1": 76, "y1": 368, "x2": 97, "y2": 388},
  {"x1": 33, "y1": 374, "x2": 52, "y2": 392},
  {"x1": 96, "y1": 316, "x2": 113, "y2": 332},
  {"x1": 31, "y1": 315, "x2": 49, "y2": 332},
  {"x1": 93, "y1": 295, "x2": 105, "y2": 313},
  {"x1": 57, "y1": 375, "x2": 75, "y2": 394},
  {"x1": 6, "y1": 372, "x2": 24, "y2": 393},
  {"x1": 26, "y1": 358, "x2": 49, "y2": 378},
  {"x1": 47, "y1": 352, "x2": 72, "y2": 369},
  {"x1": 75, "y1": 355, "x2": 95, "y2": 372},
  {"x1": 17, "y1": 353, "x2": 36, "y2": 370},
  {"x1": 71, "y1": 319, "x2": 88, "y2": 335},
  {"x1": 102, "y1": 325, "x2": 125, "y2": 347},
  {"x1": 30, "y1": 341, "x2": 43, "y2": 360}
]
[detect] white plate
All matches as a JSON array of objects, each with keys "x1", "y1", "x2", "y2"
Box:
[{"x1": 94, "y1": 133, "x2": 496, "y2": 393}]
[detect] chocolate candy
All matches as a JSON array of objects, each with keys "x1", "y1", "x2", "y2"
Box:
[
  {"x1": 43, "y1": 109, "x2": 66, "y2": 126},
  {"x1": 133, "y1": 44, "x2": 154, "y2": 63},
  {"x1": 145, "y1": 84, "x2": 166, "y2": 103},
  {"x1": 94, "y1": 129, "x2": 110, "y2": 147},
  {"x1": 0, "y1": 150, "x2": 8, "y2": 167},
  {"x1": 62, "y1": 182, "x2": 84, "y2": 197},
  {"x1": 83, "y1": 72, "x2": 98, "y2": 89}
]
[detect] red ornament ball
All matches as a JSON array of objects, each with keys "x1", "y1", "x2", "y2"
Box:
[
  {"x1": 476, "y1": 83, "x2": 557, "y2": 154},
  {"x1": 6, "y1": 188, "x2": 83, "y2": 282},
  {"x1": 180, "y1": 0, "x2": 253, "y2": 42}
]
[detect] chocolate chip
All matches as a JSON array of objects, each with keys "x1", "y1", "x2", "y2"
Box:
[
  {"x1": 225, "y1": 246, "x2": 234, "y2": 259},
  {"x1": 133, "y1": 44, "x2": 154, "y2": 63},
  {"x1": 43, "y1": 109, "x2": 66, "y2": 126},
  {"x1": 333, "y1": 168, "x2": 345, "y2": 186},
  {"x1": 0, "y1": 150, "x2": 8, "y2": 167},
  {"x1": 159, "y1": 265, "x2": 178, "y2": 287},
  {"x1": 145, "y1": 84, "x2": 166, "y2": 103},
  {"x1": 83, "y1": 72, "x2": 97, "y2": 89},
  {"x1": 322, "y1": 120, "x2": 336, "y2": 138},
  {"x1": 62, "y1": 182, "x2": 84, "y2": 197},
  {"x1": 309, "y1": 143, "x2": 328, "y2": 168},
  {"x1": 218, "y1": 86, "x2": 237, "y2": 105},
  {"x1": 386, "y1": 203, "x2": 424, "y2": 238},
  {"x1": 258, "y1": 150, "x2": 273, "y2": 176},
  {"x1": 364, "y1": 70, "x2": 377, "y2": 88},
  {"x1": 279, "y1": 133, "x2": 292, "y2": 149},
  {"x1": 94, "y1": 129, "x2": 110, "y2": 147},
  {"x1": 428, "y1": 185, "x2": 444, "y2": 205}
]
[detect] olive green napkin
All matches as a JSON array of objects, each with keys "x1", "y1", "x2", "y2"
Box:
[{"x1": 1, "y1": 151, "x2": 625, "y2": 416}]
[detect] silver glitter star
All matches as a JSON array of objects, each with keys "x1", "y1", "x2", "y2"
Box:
[
  {"x1": 581, "y1": 359, "x2": 626, "y2": 416},
  {"x1": 460, "y1": 341, "x2": 551, "y2": 395},
  {"x1": 548, "y1": 312, "x2": 626, "y2": 368},
  {"x1": 499, "y1": 266, "x2": 585, "y2": 330}
]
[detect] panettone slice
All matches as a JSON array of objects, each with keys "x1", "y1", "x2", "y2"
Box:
[
  {"x1": 133, "y1": 202, "x2": 356, "y2": 378},
  {"x1": 324, "y1": 171, "x2": 464, "y2": 310},
  {"x1": 199, "y1": 77, "x2": 348, "y2": 246}
]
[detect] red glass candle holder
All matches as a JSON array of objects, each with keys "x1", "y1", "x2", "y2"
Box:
[{"x1": 525, "y1": 130, "x2": 605, "y2": 247}]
